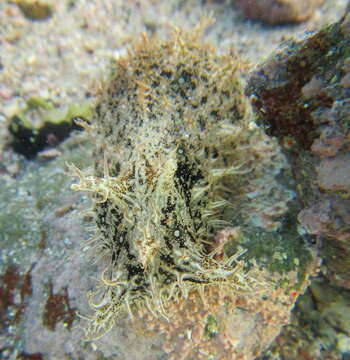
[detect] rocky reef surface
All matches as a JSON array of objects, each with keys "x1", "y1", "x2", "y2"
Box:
[
  {"x1": 248, "y1": 5, "x2": 350, "y2": 359},
  {"x1": 247, "y1": 6, "x2": 350, "y2": 291},
  {"x1": 0, "y1": 0, "x2": 349, "y2": 360},
  {"x1": 234, "y1": 0, "x2": 325, "y2": 25}
]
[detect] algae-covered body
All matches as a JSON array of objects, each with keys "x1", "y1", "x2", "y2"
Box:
[{"x1": 70, "y1": 26, "x2": 310, "y2": 349}]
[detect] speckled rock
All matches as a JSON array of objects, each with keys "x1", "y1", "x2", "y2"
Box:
[
  {"x1": 235, "y1": 0, "x2": 325, "y2": 25},
  {"x1": 247, "y1": 8, "x2": 350, "y2": 360},
  {"x1": 247, "y1": 9, "x2": 350, "y2": 290},
  {"x1": 13, "y1": 0, "x2": 53, "y2": 20},
  {"x1": 259, "y1": 279, "x2": 350, "y2": 360}
]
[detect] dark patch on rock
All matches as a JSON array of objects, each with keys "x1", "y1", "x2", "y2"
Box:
[
  {"x1": 42, "y1": 282, "x2": 76, "y2": 331},
  {"x1": 16, "y1": 0, "x2": 53, "y2": 21},
  {"x1": 17, "y1": 353, "x2": 44, "y2": 360},
  {"x1": 9, "y1": 115, "x2": 82, "y2": 159},
  {"x1": 234, "y1": 0, "x2": 325, "y2": 25},
  {"x1": 0, "y1": 265, "x2": 34, "y2": 357},
  {"x1": 0, "y1": 265, "x2": 33, "y2": 332}
]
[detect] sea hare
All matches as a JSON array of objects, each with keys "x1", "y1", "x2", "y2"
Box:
[{"x1": 70, "y1": 24, "x2": 315, "y2": 359}]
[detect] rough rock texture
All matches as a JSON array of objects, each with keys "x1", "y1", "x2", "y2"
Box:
[
  {"x1": 69, "y1": 28, "x2": 315, "y2": 359},
  {"x1": 0, "y1": 140, "x2": 97, "y2": 359},
  {"x1": 235, "y1": 0, "x2": 325, "y2": 25},
  {"x1": 247, "y1": 8, "x2": 350, "y2": 360},
  {"x1": 259, "y1": 279, "x2": 350, "y2": 360},
  {"x1": 247, "y1": 10, "x2": 350, "y2": 290}
]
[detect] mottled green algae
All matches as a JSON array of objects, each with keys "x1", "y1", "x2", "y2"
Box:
[
  {"x1": 0, "y1": 143, "x2": 90, "y2": 274},
  {"x1": 239, "y1": 227, "x2": 312, "y2": 288},
  {"x1": 0, "y1": 139, "x2": 91, "y2": 357},
  {"x1": 204, "y1": 314, "x2": 219, "y2": 339}
]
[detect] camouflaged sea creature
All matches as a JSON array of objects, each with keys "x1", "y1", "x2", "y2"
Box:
[{"x1": 69, "y1": 24, "x2": 283, "y2": 340}]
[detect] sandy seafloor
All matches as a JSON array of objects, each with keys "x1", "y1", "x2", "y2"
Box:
[{"x1": 0, "y1": 0, "x2": 349, "y2": 359}]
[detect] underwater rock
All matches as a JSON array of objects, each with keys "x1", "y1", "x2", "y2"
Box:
[
  {"x1": 234, "y1": 0, "x2": 324, "y2": 25},
  {"x1": 8, "y1": 97, "x2": 91, "y2": 159},
  {"x1": 259, "y1": 279, "x2": 350, "y2": 360},
  {"x1": 13, "y1": 0, "x2": 53, "y2": 21},
  {"x1": 246, "y1": 10, "x2": 350, "y2": 287},
  {"x1": 70, "y1": 24, "x2": 315, "y2": 359},
  {"x1": 247, "y1": 9, "x2": 350, "y2": 360},
  {"x1": 0, "y1": 142, "x2": 93, "y2": 358}
]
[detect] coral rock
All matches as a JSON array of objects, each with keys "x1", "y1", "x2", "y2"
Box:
[
  {"x1": 235, "y1": 0, "x2": 325, "y2": 25},
  {"x1": 14, "y1": 0, "x2": 53, "y2": 21},
  {"x1": 246, "y1": 13, "x2": 350, "y2": 288}
]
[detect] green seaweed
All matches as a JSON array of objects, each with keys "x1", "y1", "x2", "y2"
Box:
[
  {"x1": 204, "y1": 314, "x2": 219, "y2": 339},
  {"x1": 8, "y1": 97, "x2": 92, "y2": 158}
]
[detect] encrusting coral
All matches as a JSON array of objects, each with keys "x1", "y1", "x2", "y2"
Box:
[{"x1": 69, "y1": 21, "x2": 315, "y2": 359}]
